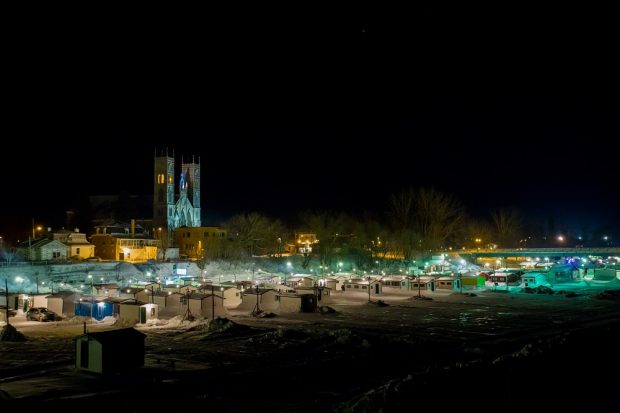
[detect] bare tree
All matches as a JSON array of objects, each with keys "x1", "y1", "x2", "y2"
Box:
[
  {"x1": 222, "y1": 212, "x2": 287, "y2": 258},
  {"x1": 299, "y1": 211, "x2": 348, "y2": 273},
  {"x1": 464, "y1": 219, "x2": 493, "y2": 248},
  {"x1": 390, "y1": 188, "x2": 465, "y2": 253},
  {"x1": 491, "y1": 208, "x2": 522, "y2": 247}
]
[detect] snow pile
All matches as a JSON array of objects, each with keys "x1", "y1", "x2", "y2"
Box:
[
  {"x1": 204, "y1": 317, "x2": 251, "y2": 336},
  {"x1": 113, "y1": 318, "x2": 138, "y2": 328},
  {"x1": 593, "y1": 290, "x2": 620, "y2": 301},
  {"x1": 318, "y1": 306, "x2": 337, "y2": 314},
  {"x1": 0, "y1": 324, "x2": 26, "y2": 342},
  {"x1": 65, "y1": 316, "x2": 96, "y2": 324},
  {"x1": 523, "y1": 285, "x2": 554, "y2": 294}
]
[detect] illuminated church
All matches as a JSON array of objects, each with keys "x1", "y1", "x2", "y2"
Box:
[{"x1": 153, "y1": 149, "x2": 201, "y2": 247}]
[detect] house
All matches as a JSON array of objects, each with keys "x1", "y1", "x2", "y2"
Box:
[
  {"x1": 52, "y1": 229, "x2": 95, "y2": 259},
  {"x1": 435, "y1": 277, "x2": 455, "y2": 290},
  {"x1": 161, "y1": 283, "x2": 196, "y2": 294},
  {"x1": 410, "y1": 276, "x2": 433, "y2": 291},
  {"x1": 118, "y1": 300, "x2": 159, "y2": 324},
  {"x1": 74, "y1": 298, "x2": 114, "y2": 321},
  {"x1": 6, "y1": 293, "x2": 30, "y2": 312},
  {"x1": 295, "y1": 286, "x2": 332, "y2": 303},
  {"x1": 343, "y1": 278, "x2": 382, "y2": 295},
  {"x1": 285, "y1": 276, "x2": 315, "y2": 288},
  {"x1": 488, "y1": 271, "x2": 522, "y2": 286},
  {"x1": 46, "y1": 291, "x2": 81, "y2": 317},
  {"x1": 75, "y1": 328, "x2": 146, "y2": 374},
  {"x1": 380, "y1": 276, "x2": 410, "y2": 290},
  {"x1": 520, "y1": 273, "x2": 551, "y2": 288},
  {"x1": 93, "y1": 283, "x2": 119, "y2": 297},
  {"x1": 119, "y1": 287, "x2": 152, "y2": 303},
  {"x1": 90, "y1": 233, "x2": 159, "y2": 262},
  {"x1": 237, "y1": 289, "x2": 279, "y2": 312},
  {"x1": 152, "y1": 291, "x2": 184, "y2": 318},
  {"x1": 201, "y1": 285, "x2": 242, "y2": 309},
  {"x1": 323, "y1": 275, "x2": 348, "y2": 291},
  {"x1": 545, "y1": 264, "x2": 577, "y2": 283},
  {"x1": 173, "y1": 226, "x2": 227, "y2": 260},
  {"x1": 17, "y1": 239, "x2": 69, "y2": 261},
  {"x1": 187, "y1": 292, "x2": 227, "y2": 318},
  {"x1": 460, "y1": 275, "x2": 486, "y2": 288},
  {"x1": 277, "y1": 292, "x2": 318, "y2": 313}
]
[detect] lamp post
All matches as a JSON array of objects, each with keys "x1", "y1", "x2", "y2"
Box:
[
  {"x1": 286, "y1": 261, "x2": 292, "y2": 284},
  {"x1": 88, "y1": 274, "x2": 93, "y2": 318},
  {"x1": 459, "y1": 259, "x2": 466, "y2": 293}
]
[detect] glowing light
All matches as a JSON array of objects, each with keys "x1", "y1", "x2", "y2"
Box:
[{"x1": 557, "y1": 236, "x2": 564, "y2": 241}]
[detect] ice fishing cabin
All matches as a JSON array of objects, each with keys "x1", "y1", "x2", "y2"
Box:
[
  {"x1": 117, "y1": 299, "x2": 159, "y2": 324},
  {"x1": 75, "y1": 328, "x2": 145, "y2": 374}
]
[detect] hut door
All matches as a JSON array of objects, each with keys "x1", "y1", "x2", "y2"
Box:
[
  {"x1": 375, "y1": 283, "x2": 379, "y2": 294},
  {"x1": 80, "y1": 341, "x2": 89, "y2": 368},
  {"x1": 140, "y1": 307, "x2": 147, "y2": 323}
]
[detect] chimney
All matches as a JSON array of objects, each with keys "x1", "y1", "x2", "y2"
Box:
[
  {"x1": 66, "y1": 210, "x2": 75, "y2": 229},
  {"x1": 131, "y1": 219, "x2": 136, "y2": 238}
]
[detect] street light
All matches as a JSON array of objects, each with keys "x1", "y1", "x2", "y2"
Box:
[
  {"x1": 286, "y1": 261, "x2": 292, "y2": 284},
  {"x1": 459, "y1": 259, "x2": 466, "y2": 293}
]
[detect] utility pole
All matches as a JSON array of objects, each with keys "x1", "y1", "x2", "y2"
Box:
[
  {"x1": 182, "y1": 290, "x2": 193, "y2": 321},
  {"x1": 417, "y1": 274, "x2": 422, "y2": 298},
  {"x1": 253, "y1": 284, "x2": 261, "y2": 314},
  {"x1": 4, "y1": 279, "x2": 9, "y2": 326},
  {"x1": 211, "y1": 285, "x2": 215, "y2": 320}
]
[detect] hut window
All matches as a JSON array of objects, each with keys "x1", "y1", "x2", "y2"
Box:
[
  {"x1": 362, "y1": 286, "x2": 367, "y2": 289},
  {"x1": 354, "y1": 285, "x2": 359, "y2": 289}
]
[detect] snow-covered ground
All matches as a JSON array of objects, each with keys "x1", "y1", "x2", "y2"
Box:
[{"x1": 2, "y1": 276, "x2": 620, "y2": 410}]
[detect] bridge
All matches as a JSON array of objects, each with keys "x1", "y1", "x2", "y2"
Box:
[{"x1": 447, "y1": 248, "x2": 620, "y2": 260}]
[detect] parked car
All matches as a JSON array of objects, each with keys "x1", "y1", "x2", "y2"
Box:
[
  {"x1": 26, "y1": 307, "x2": 56, "y2": 321},
  {"x1": 0, "y1": 306, "x2": 17, "y2": 317}
]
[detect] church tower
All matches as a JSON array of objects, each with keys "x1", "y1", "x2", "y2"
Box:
[
  {"x1": 153, "y1": 149, "x2": 175, "y2": 246},
  {"x1": 181, "y1": 156, "x2": 201, "y2": 227}
]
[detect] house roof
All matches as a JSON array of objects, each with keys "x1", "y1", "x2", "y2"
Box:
[
  {"x1": 85, "y1": 328, "x2": 145, "y2": 344},
  {"x1": 46, "y1": 291, "x2": 79, "y2": 298}
]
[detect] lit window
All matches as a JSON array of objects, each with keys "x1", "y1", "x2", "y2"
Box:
[{"x1": 168, "y1": 175, "x2": 172, "y2": 184}]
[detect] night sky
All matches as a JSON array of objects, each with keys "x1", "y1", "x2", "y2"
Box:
[
  {"x1": 3, "y1": 8, "x2": 619, "y2": 242},
  {"x1": 3, "y1": 95, "x2": 618, "y2": 242}
]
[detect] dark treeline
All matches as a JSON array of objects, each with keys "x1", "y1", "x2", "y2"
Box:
[{"x1": 204, "y1": 188, "x2": 617, "y2": 270}]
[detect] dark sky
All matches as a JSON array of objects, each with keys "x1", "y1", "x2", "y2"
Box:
[
  {"x1": 3, "y1": 95, "x2": 619, "y2": 242},
  {"x1": 3, "y1": 7, "x2": 619, "y2": 241}
]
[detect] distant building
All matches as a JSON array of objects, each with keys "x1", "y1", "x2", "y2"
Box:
[
  {"x1": 17, "y1": 239, "x2": 68, "y2": 261},
  {"x1": 52, "y1": 229, "x2": 95, "y2": 259},
  {"x1": 153, "y1": 150, "x2": 201, "y2": 248},
  {"x1": 174, "y1": 226, "x2": 226, "y2": 259},
  {"x1": 294, "y1": 232, "x2": 318, "y2": 255},
  {"x1": 94, "y1": 220, "x2": 149, "y2": 238},
  {"x1": 90, "y1": 234, "x2": 159, "y2": 262}
]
